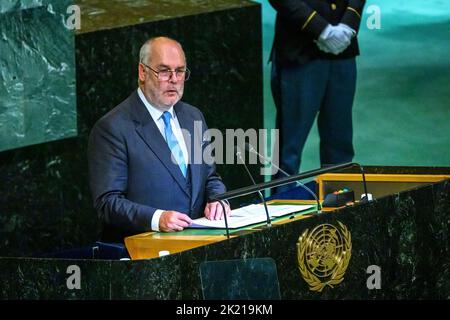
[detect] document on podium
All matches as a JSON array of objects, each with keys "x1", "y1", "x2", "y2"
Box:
[{"x1": 188, "y1": 204, "x2": 314, "y2": 229}]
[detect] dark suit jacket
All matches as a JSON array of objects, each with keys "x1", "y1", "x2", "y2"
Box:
[
  {"x1": 269, "y1": 0, "x2": 366, "y2": 66},
  {"x1": 88, "y1": 90, "x2": 226, "y2": 242}
]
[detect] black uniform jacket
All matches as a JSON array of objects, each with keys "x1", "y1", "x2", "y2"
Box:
[{"x1": 270, "y1": 0, "x2": 366, "y2": 66}]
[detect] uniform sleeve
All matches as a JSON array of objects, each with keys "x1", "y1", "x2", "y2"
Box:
[
  {"x1": 269, "y1": 0, "x2": 329, "y2": 38},
  {"x1": 341, "y1": 0, "x2": 366, "y2": 33}
]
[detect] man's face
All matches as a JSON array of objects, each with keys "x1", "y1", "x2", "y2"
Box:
[{"x1": 138, "y1": 39, "x2": 186, "y2": 109}]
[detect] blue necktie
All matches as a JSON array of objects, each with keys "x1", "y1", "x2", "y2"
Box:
[{"x1": 161, "y1": 111, "x2": 187, "y2": 177}]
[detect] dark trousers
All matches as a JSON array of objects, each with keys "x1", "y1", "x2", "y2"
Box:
[{"x1": 271, "y1": 58, "x2": 356, "y2": 191}]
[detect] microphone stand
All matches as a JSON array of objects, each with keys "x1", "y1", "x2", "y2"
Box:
[
  {"x1": 236, "y1": 148, "x2": 272, "y2": 228},
  {"x1": 212, "y1": 162, "x2": 369, "y2": 202},
  {"x1": 246, "y1": 143, "x2": 322, "y2": 214},
  {"x1": 359, "y1": 165, "x2": 370, "y2": 202},
  {"x1": 209, "y1": 162, "x2": 370, "y2": 239},
  {"x1": 216, "y1": 199, "x2": 230, "y2": 239}
]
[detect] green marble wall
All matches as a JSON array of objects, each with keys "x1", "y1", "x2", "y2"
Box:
[
  {"x1": 1, "y1": 177, "x2": 449, "y2": 299},
  {"x1": 1, "y1": 1, "x2": 43, "y2": 12},
  {"x1": 0, "y1": 0, "x2": 263, "y2": 257},
  {"x1": 0, "y1": 0, "x2": 77, "y2": 152}
]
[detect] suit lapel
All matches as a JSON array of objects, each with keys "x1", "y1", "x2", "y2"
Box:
[
  {"x1": 130, "y1": 91, "x2": 189, "y2": 197},
  {"x1": 175, "y1": 102, "x2": 202, "y2": 205}
]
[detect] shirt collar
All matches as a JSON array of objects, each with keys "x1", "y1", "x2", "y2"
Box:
[{"x1": 137, "y1": 87, "x2": 175, "y2": 122}]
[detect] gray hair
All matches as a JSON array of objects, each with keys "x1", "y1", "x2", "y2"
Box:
[
  {"x1": 139, "y1": 36, "x2": 184, "y2": 65},
  {"x1": 139, "y1": 39, "x2": 152, "y2": 65}
]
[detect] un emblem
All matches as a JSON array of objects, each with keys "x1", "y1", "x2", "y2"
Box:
[{"x1": 297, "y1": 221, "x2": 352, "y2": 292}]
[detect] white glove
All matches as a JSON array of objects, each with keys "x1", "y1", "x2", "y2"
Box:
[
  {"x1": 338, "y1": 23, "x2": 356, "y2": 39},
  {"x1": 316, "y1": 40, "x2": 332, "y2": 53},
  {"x1": 315, "y1": 24, "x2": 353, "y2": 55}
]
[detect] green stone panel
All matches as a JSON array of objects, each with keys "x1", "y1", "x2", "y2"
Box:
[
  {"x1": 0, "y1": 0, "x2": 43, "y2": 13},
  {"x1": 0, "y1": 0, "x2": 76, "y2": 152},
  {"x1": 75, "y1": 0, "x2": 256, "y2": 34}
]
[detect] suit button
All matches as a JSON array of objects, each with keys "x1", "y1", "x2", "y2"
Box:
[{"x1": 331, "y1": 3, "x2": 337, "y2": 10}]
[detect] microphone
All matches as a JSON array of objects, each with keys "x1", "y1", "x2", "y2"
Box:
[
  {"x1": 245, "y1": 143, "x2": 322, "y2": 214},
  {"x1": 235, "y1": 146, "x2": 272, "y2": 228},
  {"x1": 213, "y1": 162, "x2": 367, "y2": 203},
  {"x1": 246, "y1": 143, "x2": 371, "y2": 206}
]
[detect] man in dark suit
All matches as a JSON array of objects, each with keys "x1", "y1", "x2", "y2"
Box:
[
  {"x1": 270, "y1": 0, "x2": 365, "y2": 191},
  {"x1": 88, "y1": 37, "x2": 229, "y2": 242}
]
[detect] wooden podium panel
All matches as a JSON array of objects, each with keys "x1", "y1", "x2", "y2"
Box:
[
  {"x1": 125, "y1": 232, "x2": 233, "y2": 260},
  {"x1": 316, "y1": 173, "x2": 450, "y2": 201}
]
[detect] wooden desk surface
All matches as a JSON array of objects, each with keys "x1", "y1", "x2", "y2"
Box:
[{"x1": 125, "y1": 200, "x2": 322, "y2": 260}]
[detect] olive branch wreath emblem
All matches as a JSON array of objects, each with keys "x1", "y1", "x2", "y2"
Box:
[{"x1": 297, "y1": 221, "x2": 352, "y2": 292}]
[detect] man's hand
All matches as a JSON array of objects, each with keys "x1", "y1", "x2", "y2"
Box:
[
  {"x1": 159, "y1": 211, "x2": 192, "y2": 232},
  {"x1": 316, "y1": 24, "x2": 353, "y2": 55},
  {"x1": 204, "y1": 201, "x2": 231, "y2": 221}
]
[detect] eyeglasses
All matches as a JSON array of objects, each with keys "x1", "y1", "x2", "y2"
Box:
[{"x1": 141, "y1": 62, "x2": 190, "y2": 81}]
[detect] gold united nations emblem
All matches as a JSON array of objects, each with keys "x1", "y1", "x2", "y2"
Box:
[{"x1": 297, "y1": 221, "x2": 352, "y2": 292}]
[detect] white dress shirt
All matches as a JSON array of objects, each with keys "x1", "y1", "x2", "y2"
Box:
[{"x1": 137, "y1": 87, "x2": 189, "y2": 231}]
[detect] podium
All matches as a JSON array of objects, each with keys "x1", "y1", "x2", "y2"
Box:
[
  {"x1": 1, "y1": 166, "x2": 449, "y2": 299},
  {"x1": 119, "y1": 165, "x2": 448, "y2": 299},
  {"x1": 116, "y1": 166, "x2": 450, "y2": 299}
]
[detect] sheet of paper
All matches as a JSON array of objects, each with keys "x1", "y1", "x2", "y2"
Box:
[{"x1": 188, "y1": 204, "x2": 314, "y2": 229}]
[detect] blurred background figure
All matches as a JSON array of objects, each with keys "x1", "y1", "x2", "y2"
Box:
[{"x1": 269, "y1": 0, "x2": 366, "y2": 192}]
